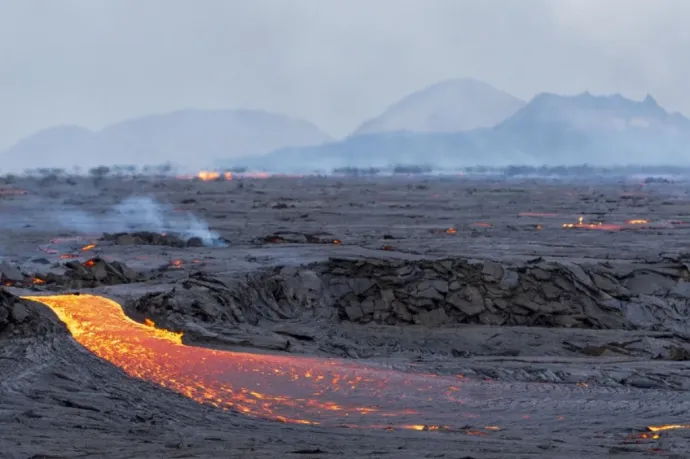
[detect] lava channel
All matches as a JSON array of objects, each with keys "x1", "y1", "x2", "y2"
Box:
[{"x1": 25, "y1": 294, "x2": 473, "y2": 431}]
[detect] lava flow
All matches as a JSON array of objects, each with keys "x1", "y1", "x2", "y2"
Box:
[
  {"x1": 562, "y1": 216, "x2": 622, "y2": 231},
  {"x1": 24, "y1": 294, "x2": 477, "y2": 431}
]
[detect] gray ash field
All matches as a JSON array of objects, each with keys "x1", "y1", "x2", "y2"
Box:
[{"x1": 2, "y1": 174, "x2": 690, "y2": 458}]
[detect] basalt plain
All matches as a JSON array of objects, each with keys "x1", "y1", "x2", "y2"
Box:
[{"x1": 2, "y1": 174, "x2": 690, "y2": 458}]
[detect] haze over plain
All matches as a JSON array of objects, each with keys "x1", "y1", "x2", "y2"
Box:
[{"x1": 2, "y1": 0, "x2": 690, "y2": 170}]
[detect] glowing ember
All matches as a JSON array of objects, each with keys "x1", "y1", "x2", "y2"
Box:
[
  {"x1": 59, "y1": 254, "x2": 78, "y2": 259},
  {"x1": 169, "y1": 260, "x2": 183, "y2": 269},
  {"x1": 429, "y1": 228, "x2": 459, "y2": 235},
  {"x1": 627, "y1": 432, "x2": 660, "y2": 441},
  {"x1": 332, "y1": 239, "x2": 342, "y2": 245},
  {"x1": 81, "y1": 244, "x2": 96, "y2": 252},
  {"x1": 562, "y1": 216, "x2": 622, "y2": 231},
  {"x1": 83, "y1": 259, "x2": 96, "y2": 268},
  {"x1": 560, "y1": 216, "x2": 673, "y2": 231},
  {"x1": 32, "y1": 277, "x2": 46, "y2": 285},
  {"x1": 470, "y1": 222, "x2": 492, "y2": 228},
  {"x1": 25, "y1": 294, "x2": 488, "y2": 431}
]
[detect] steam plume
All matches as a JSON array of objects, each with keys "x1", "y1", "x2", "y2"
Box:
[{"x1": 24, "y1": 196, "x2": 225, "y2": 246}]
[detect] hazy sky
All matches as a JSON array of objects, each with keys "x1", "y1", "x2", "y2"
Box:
[{"x1": 2, "y1": 0, "x2": 689, "y2": 150}]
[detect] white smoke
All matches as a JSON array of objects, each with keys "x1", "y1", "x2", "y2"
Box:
[{"x1": 46, "y1": 196, "x2": 225, "y2": 246}]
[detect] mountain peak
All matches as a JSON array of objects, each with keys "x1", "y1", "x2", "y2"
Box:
[
  {"x1": 643, "y1": 94, "x2": 658, "y2": 106},
  {"x1": 352, "y1": 78, "x2": 525, "y2": 136},
  {"x1": 1, "y1": 109, "x2": 332, "y2": 172}
]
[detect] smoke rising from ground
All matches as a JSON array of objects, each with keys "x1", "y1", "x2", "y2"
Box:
[{"x1": 21, "y1": 196, "x2": 225, "y2": 246}]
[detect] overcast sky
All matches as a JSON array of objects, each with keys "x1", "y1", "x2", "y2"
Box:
[{"x1": 1, "y1": 0, "x2": 689, "y2": 150}]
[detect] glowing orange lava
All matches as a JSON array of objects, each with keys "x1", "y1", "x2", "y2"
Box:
[
  {"x1": 562, "y1": 216, "x2": 622, "y2": 231},
  {"x1": 194, "y1": 170, "x2": 274, "y2": 181},
  {"x1": 560, "y1": 216, "x2": 670, "y2": 232},
  {"x1": 197, "y1": 171, "x2": 220, "y2": 181},
  {"x1": 25, "y1": 294, "x2": 479, "y2": 431},
  {"x1": 562, "y1": 222, "x2": 623, "y2": 231},
  {"x1": 81, "y1": 244, "x2": 96, "y2": 251},
  {"x1": 647, "y1": 424, "x2": 690, "y2": 432}
]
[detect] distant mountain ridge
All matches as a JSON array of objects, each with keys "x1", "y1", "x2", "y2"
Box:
[
  {"x1": 242, "y1": 91, "x2": 690, "y2": 171},
  {"x1": 1, "y1": 109, "x2": 332, "y2": 171},
  {"x1": 353, "y1": 78, "x2": 525, "y2": 135},
  {"x1": 5, "y1": 80, "x2": 690, "y2": 173},
  {"x1": 487, "y1": 92, "x2": 690, "y2": 165}
]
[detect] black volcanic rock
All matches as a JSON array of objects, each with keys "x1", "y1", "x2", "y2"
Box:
[
  {"x1": 35, "y1": 258, "x2": 147, "y2": 289},
  {"x1": 0, "y1": 289, "x2": 61, "y2": 338}
]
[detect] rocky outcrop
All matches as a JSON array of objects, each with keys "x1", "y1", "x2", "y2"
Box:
[
  {"x1": 126, "y1": 269, "x2": 326, "y2": 330},
  {"x1": 316, "y1": 257, "x2": 690, "y2": 332},
  {"x1": 125, "y1": 269, "x2": 327, "y2": 352},
  {"x1": 0, "y1": 289, "x2": 61, "y2": 338},
  {"x1": 127, "y1": 256, "x2": 690, "y2": 334},
  {"x1": 102, "y1": 231, "x2": 205, "y2": 248},
  {"x1": 257, "y1": 231, "x2": 341, "y2": 245},
  {"x1": 38, "y1": 258, "x2": 148, "y2": 289}
]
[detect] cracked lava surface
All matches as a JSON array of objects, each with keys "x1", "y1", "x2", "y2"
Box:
[{"x1": 25, "y1": 294, "x2": 483, "y2": 431}]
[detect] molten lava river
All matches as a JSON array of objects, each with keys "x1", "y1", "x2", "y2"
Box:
[{"x1": 24, "y1": 294, "x2": 484, "y2": 432}]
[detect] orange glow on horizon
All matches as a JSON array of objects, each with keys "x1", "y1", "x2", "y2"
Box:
[
  {"x1": 197, "y1": 171, "x2": 220, "y2": 181},
  {"x1": 190, "y1": 171, "x2": 301, "y2": 181}
]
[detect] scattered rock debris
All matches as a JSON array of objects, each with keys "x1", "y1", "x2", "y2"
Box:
[
  {"x1": 257, "y1": 231, "x2": 342, "y2": 245},
  {"x1": 102, "y1": 231, "x2": 204, "y2": 248},
  {"x1": 35, "y1": 258, "x2": 148, "y2": 289}
]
